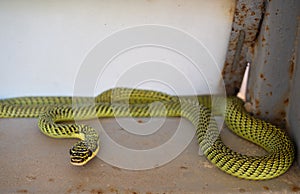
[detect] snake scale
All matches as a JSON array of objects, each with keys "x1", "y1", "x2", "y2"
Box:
[{"x1": 0, "y1": 87, "x2": 295, "y2": 180}]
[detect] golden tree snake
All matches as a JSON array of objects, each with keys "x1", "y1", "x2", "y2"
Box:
[{"x1": 0, "y1": 87, "x2": 295, "y2": 180}]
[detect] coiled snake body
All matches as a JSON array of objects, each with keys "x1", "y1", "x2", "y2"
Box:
[{"x1": 0, "y1": 88, "x2": 295, "y2": 180}]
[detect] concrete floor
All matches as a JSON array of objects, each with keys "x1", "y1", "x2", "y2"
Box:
[{"x1": 0, "y1": 117, "x2": 300, "y2": 193}]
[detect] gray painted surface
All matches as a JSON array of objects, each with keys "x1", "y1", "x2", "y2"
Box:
[
  {"x1": 288, "y1": 24, "x2": 300, "y2": 166},
  {"x1": 246, "y1": 0, "x2": 300, "y2": 165}
]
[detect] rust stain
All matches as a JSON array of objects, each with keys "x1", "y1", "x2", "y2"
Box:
[
  {"x1": 260, "y1": 73, "x2": 266, "y2": 81},
  {"x1": 48, "y1": 178, "x2": 54, "y2": 182},
  {"x1": 258, "y1": 2, "x2": 264, "y2": 10},
  {"x1": 264, "y1": 59, "x2": 267, "y2": 64},
  {"x1": 90, "y1": 189, "x2": 104, "y2": 194},
  {"x1": 180, "y1": 166, "x2": 188, "y2": 169},
  {"x1": 263, "y1": 186, "x2": 270, "y2": 191},
  {"x1": 279, "y1": 110, "x2": 286, "y2": 117},
  {"x1": 239, "y1": 188, "x2": 246, "y2": 193},
  {"x1": 266, "y1": 25, "x2": 270, "y2": 31},
  {"x1": 249, "y1": 44, "x2": 255, "y2": 55},
  {"x1": 284, "y1": 98, "x2": 289, "y2": 106},
  {"x1": 255, "y1": 98, "x2": 260, "y2": 107},
  {"x1": 66, "y1": 188, "x2": 72, "y2": 194},
  {"x1": 17, "y1": 190, "x2": 28, "y2": 193},
  {"x1": 289, "y1": 54, "x2": 295, "y2": 79},
  {"x1": 256, "y1": 110, "x2": 261, "y2": 116},
  {"x1": 240, "y1": 3, "x2": 246, "y2": 11},
  {"x1": 292, "y1": 185, "x2": 300, "y2": 192}
]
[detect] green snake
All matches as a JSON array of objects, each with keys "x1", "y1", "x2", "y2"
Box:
[{"x1": 0, "y1": 87, "x2": 295, "y2": 180}]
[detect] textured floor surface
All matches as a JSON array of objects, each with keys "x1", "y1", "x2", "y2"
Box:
[{"x1": 0, "y1": 117, "x2": 300, "y2": 193}]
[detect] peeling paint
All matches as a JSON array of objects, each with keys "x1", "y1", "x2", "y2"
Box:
[
  {"x1": 284, "y1": 98, "x2": 289, "y2": 106},
  {"x1": 289, "y1": 54, "x2": 295, "y2": 79},
  {"x1": 222, "y1": 0, "x2": 265, "y2": 95}
]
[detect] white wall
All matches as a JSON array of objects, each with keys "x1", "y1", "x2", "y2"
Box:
[{"x1": 0, "y1": 0, "x2": 235, "y2": 97}]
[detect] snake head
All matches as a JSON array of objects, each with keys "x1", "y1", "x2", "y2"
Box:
[{"x1": 69, "y1": 141, "x2": 99, "y2": 166}]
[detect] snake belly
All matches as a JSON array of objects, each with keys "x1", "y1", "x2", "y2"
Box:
[{"x1": 0, "y1": 88, "x2": 295, "y2": 180}]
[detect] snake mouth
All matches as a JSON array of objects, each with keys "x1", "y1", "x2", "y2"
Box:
[
  {"x1": 70, "y1": 150, "x2": 93, "y2": 166},
  {"x1": 69, "y1": 138, "x2": 100, "y2": 166},
  {"x1": 70, "y1": 157, "x2": 85, "y2": 166},
  {"x1": 69, "y1": 142, "x2": 94, "y2": 166}
]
